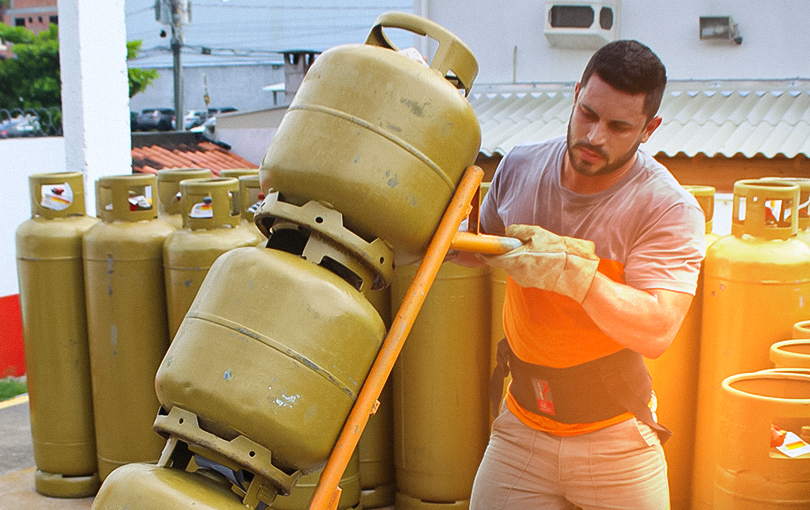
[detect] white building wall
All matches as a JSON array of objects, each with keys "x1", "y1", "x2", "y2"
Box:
[
  {"x1": 0, "y1": 138, "x2": 67, "y2": 297},
  {"x1": 128, "y1": 63, "x2": 287, "y2": 115},
  {"x1": 420, "y1": 0, "x2": 810, "y2": 86}
]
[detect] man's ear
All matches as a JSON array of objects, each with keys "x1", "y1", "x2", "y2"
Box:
[{"x1": 641, "y1": 115, "x2": 662, "y2": 143}]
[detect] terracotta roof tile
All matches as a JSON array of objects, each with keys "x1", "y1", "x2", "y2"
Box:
[{"x1": 131, "y1": 132, "x2": 259, "y2": 175}]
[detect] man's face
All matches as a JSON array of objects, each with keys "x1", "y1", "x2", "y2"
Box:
[{"x1": 566, "y1": 73, "x2": 661, "y2": 178}]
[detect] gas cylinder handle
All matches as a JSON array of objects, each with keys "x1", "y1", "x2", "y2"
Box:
[{"x1": 365, "y1": 11, "x2": 478, "y2": 96}]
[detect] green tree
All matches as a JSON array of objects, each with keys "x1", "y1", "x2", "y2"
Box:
[
  {"x1": 127, "y1": 40, "x2": 159, "y2": 98},
  {"x1": 0, "y1": 23, "x2": 59, "y2": 109},
  {"x1": 0, "y1": 24, "x2": 158, "y2": 108}
]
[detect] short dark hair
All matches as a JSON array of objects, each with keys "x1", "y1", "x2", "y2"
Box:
[{"x1": 580, "y1": 40, "x2": 667, "y2": 120}]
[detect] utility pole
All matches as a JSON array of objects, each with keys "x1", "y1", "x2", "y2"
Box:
[{"x1": 156, "y1": 0, "x2": 191, "y2": 131}]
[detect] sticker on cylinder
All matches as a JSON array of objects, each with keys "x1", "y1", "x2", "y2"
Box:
[
  {"x1": 190, "y1": 197, "x2": 214, "y2": 218},
  {"x1": 771, "y1": 423, "x2": 810, "y2": 458},
  {"x1": 40, "y1": 182, "x2": 73, "y2": 210},
  {"x1": 128, "y1": 194, "x2": 152, "y2": 211}
]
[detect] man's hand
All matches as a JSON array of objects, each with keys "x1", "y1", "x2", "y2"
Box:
[{"x1": 479, "y1": 224, "x2": 600, "y2": 303}]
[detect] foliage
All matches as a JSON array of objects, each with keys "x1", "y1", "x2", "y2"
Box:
[
  {"x1": 0, "y1": 376, "x2": 27, "y2": 401},
  {"x1": 0, "y1": 24, "x2": 158, "y2": 108},
  {"x1": 127, "y1": 40, "x2": 160, "y2": 98},
  {"x1": 0, "y1": 23, "x2": 59, "y2": 109}
]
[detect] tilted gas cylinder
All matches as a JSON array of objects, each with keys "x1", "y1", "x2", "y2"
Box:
[
  {"x1": 157, "y1": 168, "x2": 212, "y2": 229},
  {"x1": 691, "y1": 179, "x2": 810, "y2": 510},
  {"x1": 163, "y1": 177, "x2": 260, "y2": 338},
  {"x1": 260, "y1": 11, "x2": 481, "y2": 265},
  {"x1": 150, "y1": 194, "x2": 393, "y2": 508},
  {"x1": 84, "y1": 174, "x2": 176, "y2": 480},
  {"x1": 15, "y1": 172, "x2": 101, "y2": 497}
]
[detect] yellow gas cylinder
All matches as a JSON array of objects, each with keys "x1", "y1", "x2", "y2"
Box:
[
  {"x1": 273, "y1": 451, "x2": 362, "y2": 510},
  {"x1": 260, "y1": 11, "x2": 481, "y2": 265},
  {"x1": 691, "y1": 179, "x2": 810, "y2": 510},
  {"x1": 15, "y1": 172, "x2": 101, "y2": 497},
  {"x1": 770, "y1": 340, "x2": 810, "y2": 369},
  {"x1": 794, "y1": 320, "x2": 810, "y2": 339},
  {"x1": 83, "y1": 174, "x2": 176, "y2": 480},
  {"x1": 237, "y1": 174, "x2": 266, "y2": 244},
  {"x1": 391, "y1": 261, "x2": 491, "y2": 508},
  {"x1": 643, "y1": 184, "x2": 717, "y2": 510},
  {"x1": 357, "y1": 285, "x2": 396, "y2": 509},
  {"x1": 220, "y1": 168, "x2": 259, "y2": 179},
  {"x1": 152, "y1": 194, "x2": 393, "y2": 508},
  {"x1": 221, "y1": 168, "x2": 264, "y2": 243},
  {"x1": 715, "y1": 372, "x2": 810, "y2": 509},
  {"x1": 91, "y1": 462, "x2": 249, "y2": 510},
  {"x1": 156, "y1": 168, "x2": 211, "y2": 229},
  {"x1": 163, "y1": 177, "x2": 260, "y2": 339},
  {"x1": 762, "y1": 177, "x2": 810, "y2": 248}
]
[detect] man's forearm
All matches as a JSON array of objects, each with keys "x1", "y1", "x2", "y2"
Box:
[{"x1": 581, "y1": 272, "x2": 694, "y2": 359}]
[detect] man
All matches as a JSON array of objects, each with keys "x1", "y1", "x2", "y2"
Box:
[{"x1": 460, "y1": 40, "x2": 706, "y2": 509}]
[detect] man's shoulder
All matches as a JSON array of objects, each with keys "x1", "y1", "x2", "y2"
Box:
[
  {"x1": 508, "y1": 136, "x2": 566, "y2": 158},
  {"x1": 500, "y1": 136, "x2": 566, "y2": 174},
  {"x1": 634, "y1": 151, "x2": 696, "y2": 202}
]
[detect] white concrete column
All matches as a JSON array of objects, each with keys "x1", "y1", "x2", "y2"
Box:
[{"x1": 58, "y1": 0, "x2": 132, "y2": 216}]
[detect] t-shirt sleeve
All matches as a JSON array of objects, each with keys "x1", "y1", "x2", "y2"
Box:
[
  {"x1": 622, "y1": 200, "x2": 707, "y2": 295},
  {"x1": 480, "y1": 156, "x2": 508, "y2": 236}
]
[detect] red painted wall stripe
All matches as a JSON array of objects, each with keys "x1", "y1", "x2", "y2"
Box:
[{"x1": 0, "y1": 294, "x2": 25, "y2": 377}]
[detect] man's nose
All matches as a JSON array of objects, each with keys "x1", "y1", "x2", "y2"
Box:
[{"x1": 588, "y1": 122, "x2": 607, "y2": 146}]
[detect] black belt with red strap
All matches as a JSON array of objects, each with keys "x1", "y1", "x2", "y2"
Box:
[{"x1": 489, "y1": 338, "x2": 671, "y2": 444}]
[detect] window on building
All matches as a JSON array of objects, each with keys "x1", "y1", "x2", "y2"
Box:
[
  {"x1": 15, "y1": 18, "x2": 25, "y2": 27},
  {"x1": 50, "y1": 15, "x2": 58, "y2": 24}
]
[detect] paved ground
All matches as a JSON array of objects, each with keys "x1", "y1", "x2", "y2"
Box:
[{"x1": 0, "y1": 395, "x2": 94, "y2": 510}]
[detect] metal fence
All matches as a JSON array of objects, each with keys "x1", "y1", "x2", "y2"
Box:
[{"x1": 0, "y1": 107, "x2": 62, "y2": 138}]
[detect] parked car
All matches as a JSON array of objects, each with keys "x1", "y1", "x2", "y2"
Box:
[
  {"x1": 0, "y1": 113, "x2": 42, "y2": 138},
  {"x1": 184, "y1": 110, "x2": 209, "y2": 130},
  {"x1": 135, "y1": 108, "x2": 175, "y2": 131}
]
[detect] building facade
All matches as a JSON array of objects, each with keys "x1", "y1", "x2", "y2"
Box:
[{"x1": 1, "y1": 0, "x2": 58, "y2": 35}]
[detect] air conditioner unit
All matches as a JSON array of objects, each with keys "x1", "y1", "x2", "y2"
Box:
[{"x1": 543, "y1": 0, "x2": 620, "y2": 49}]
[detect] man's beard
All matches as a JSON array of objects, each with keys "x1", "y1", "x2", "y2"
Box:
[{"x1": 566, "y1": 122, "x2": 643, "y2": 177}]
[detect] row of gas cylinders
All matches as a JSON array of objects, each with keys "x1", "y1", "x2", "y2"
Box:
[
  {"x1": 18, "y1": 171, "x2": 810, "y2": 509},
  {"x1": 15, "y1": 168, "x2": 493, "y2": 509},
  {"x1": 648, "y1": 178, "x2": 810, "y2": 510}
]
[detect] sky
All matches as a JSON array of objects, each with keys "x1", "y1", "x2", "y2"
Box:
[{"x1": 126, "y1": 0, "x2": 415, "y2": 67}]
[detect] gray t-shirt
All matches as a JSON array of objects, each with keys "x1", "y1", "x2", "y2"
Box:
[{"x1": 481, "y1": 136, "x2": 706, "y2": 294}]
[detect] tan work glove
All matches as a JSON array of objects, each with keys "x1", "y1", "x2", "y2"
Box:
[{"x1": 480, "y1": 224, "x2": 600, "y2": 304}]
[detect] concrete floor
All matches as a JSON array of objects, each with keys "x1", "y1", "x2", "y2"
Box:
[{"x1": 0, "y1": 395, "x2": 94, "y2": 510}]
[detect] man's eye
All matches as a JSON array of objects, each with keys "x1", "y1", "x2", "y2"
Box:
[{"x1": 581, "y1": 108, "x2": 597, "y2": 119}]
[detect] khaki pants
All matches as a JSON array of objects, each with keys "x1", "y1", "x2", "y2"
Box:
[{"x1": 470, "y1": 407, "x2": 669, "y2": 510}]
